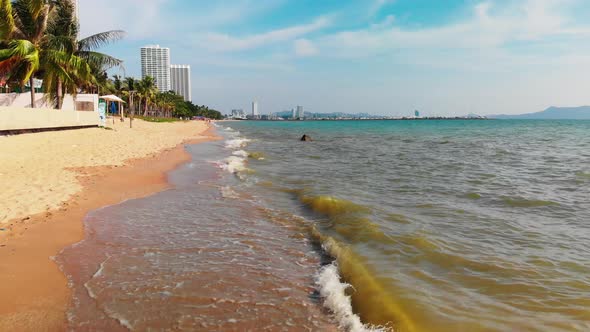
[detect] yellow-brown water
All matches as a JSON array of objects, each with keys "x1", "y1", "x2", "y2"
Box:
[{"x1": 224, "y1": 120, "x2": 590, "y2": 331}]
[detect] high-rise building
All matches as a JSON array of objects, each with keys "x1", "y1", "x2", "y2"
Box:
[
  {"x1": 291, "y1": 108, "x2": 296, "y2": 119},
  {"x1": 170, "y1": 65, "x2": 191, "y2": 102},
  {"x1": 252, "y1": 101, "x2": 259, "y2": 117},
  {"x1": 140, "y1": 45, "x2": 171, "y2": 92},
  {"x1": 296, "y1": 105, "x2": 304, "y2": 119},
  {"x1": 231, "y1": 109, "x2": 246, "y2": 119}
]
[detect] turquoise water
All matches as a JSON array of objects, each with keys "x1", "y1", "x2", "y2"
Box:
[{"x1": 222, "y1": 119, "x2": 590, "y2": 331}]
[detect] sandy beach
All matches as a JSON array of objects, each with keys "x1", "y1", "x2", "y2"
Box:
[{"x1": 0, "y1": 119, "x2": 216, "y2": 331}]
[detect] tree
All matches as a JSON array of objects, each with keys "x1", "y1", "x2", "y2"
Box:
[
  {"x1": 42, "y1": 0, "x2": 92, "y2": 109},
  {"x1": 121, "y1": 76, "x2": 136, "y2": 127},
  {"x1": 0, "y1": 0, "x2": 51, "y2": 108},
  {"x1": 0, "y1": 0, "x2": 124, "y2": 109},
  {"x1": 137, "y1": 75, "x2": 157, "y2": 116},
  {"x1": 112, "y1": 74, "x2": 122, "y2": 93}
]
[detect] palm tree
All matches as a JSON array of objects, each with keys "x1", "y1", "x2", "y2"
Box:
[
  {"x1": 121, "y1": 76, "x2": 137, "y2": 127},
  {"x1": 137, "y1": 76, "x2": 157, "y2": 116},
  {"x1": 121, "y1": 76, "x2": 134, "y2": 111},
  {"x1": 55, "y1": 0, "x2": 124, "y2": 107},
  {"x1": 0, "y1": 0, "x2": 52, "y2": 108},
  {"x1": 0, "y1": 0, "x2": 123, "y2": 109},
  {"x1": 112, "y1": 74, "x2": 122, "y2": 93},
  {"x1": 42, "y1": 0, "x2": 92, "y2": 109}
]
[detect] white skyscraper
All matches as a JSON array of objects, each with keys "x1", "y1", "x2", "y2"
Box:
[
  {"x1": 296, "y1": 105, "x2": 304, "y2": 119},
  {"x1": 252, "y1": 101, "x2": 259, "y2": 117},
  {"x1": 140, "y1": 45, "x2": 171, "y2": 92},
  {"x1": 170, "y1": 65, "x2": 191, "y2": 102}
]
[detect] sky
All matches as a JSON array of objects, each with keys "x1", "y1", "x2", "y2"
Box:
[{"x1": 79, "y1": 0, "x2": 590, "y2": 116}]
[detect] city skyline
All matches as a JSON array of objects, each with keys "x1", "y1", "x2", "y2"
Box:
[{"x1": 79, "y1": 1, "x2": 590, "y2": 116}]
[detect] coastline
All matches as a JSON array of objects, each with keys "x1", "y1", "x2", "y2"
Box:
[{"x1": 0, "y1": 123, "x2": 219, "y2": 331}]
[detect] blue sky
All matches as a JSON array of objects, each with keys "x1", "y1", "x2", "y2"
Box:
[{"x1": 79, "y1": 0, "x2": 590, "y2": 116}]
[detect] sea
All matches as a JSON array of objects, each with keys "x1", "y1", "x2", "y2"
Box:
[{"x1": 57, "y1": 119, "x2": 590, "y2": 331}]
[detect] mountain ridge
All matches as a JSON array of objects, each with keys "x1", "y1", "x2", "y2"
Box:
[{"x1": 490, "y1": 106, "x2": 590, "y2": 119}]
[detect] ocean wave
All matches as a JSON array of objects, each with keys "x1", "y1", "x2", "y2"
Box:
[
  {"x1": 219, "y1": 156, "x2": 248, "y2": 174},
  {"x1": 300, "y1": 195, "x2": 370, "y2": 217},
  {"x1": 299, "y1": 195, "x2": 393, "y2": 244},
  {"x1": 248, "y1": 151, "x2": 265, "y2": 160},
  {"x1": 312, "y1": 230, "x2": 412, "y2": 332},
  {"x1": 296, "y1": 194, "x2": 418, "y2": 331},
  {"x1": 316, "y1": 263, "x2": 385, "y2": 332},
  {"x1": 232, "y1": 150, "x2": 249, "y2": 158},
  {"x1": 225, "y1": 138, "x2": 251, "y2": 149}
]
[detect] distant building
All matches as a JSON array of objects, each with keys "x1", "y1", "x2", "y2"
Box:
[
  {"x1": 170, "y1": 65, "x2": 191, "y2": 102},
  {"x1": 291, "y1": 108, "x2": 296, "y2": 119},
  {"x1": 414, "y1": 110, "x2": 420, "y2": 118},
  {"x1": 231, "y1": 109, "x2": 246, "y2": 119},
  {"x1": 140, "y1": 45, "x2": 171, "y2": 92},
  {"x1": 252, "y1": 101, "x2": 259, "y2": 117},
  {"x1": 296, "y1": 105, "x2": 304, "y2": 119}
]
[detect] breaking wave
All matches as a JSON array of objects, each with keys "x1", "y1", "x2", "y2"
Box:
[
  {"x1": 316, "y1": 263, "x2": 390, "y2": 332},
  {"x1": 219, "y1": 156, "x2": 248, "y2": 174},
  {"x1": 225, "y1": 138, "x2": 251, "y2": 150}
]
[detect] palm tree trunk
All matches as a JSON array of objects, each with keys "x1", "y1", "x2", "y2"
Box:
[
  {"x1": 29, "y1": 77, "x2": 36, "y2": 108},
  {"x1": 56, "y1": 78, "x2": 63, "y2": 109}
]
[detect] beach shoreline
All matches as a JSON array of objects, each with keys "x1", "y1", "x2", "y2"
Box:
[{"x1": 0, "y1": 122, "x2": 218, "y2": 331}]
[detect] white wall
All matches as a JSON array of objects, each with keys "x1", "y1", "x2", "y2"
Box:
[
  {"x1": 0, "y1": 93, "x2": 98, "y2": 111},
  {"x1": 0, "y1": 106, "x2": 99, "y2": 131}
]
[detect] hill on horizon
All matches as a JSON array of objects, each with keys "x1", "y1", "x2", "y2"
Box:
[{"x1": 490, "y1": 106, "x2": 590, "y2": 119}]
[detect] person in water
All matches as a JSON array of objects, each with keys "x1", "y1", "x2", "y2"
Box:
[{"x1": 301, "y1": 134, "x2": 312, "y2": 141}]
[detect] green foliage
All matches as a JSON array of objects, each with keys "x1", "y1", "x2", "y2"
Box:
[
  {"x1": 0, "y1": 0, "x2": 15, "y2": 41},
  {"x1": 183, "y1": 102, "x2": 223, "y2": 120},
  {"x1": 116, "y1": 77, "x2": 223, "y2": 120},
  {"x1": 0, "y1": 0, "x2": 125, "y2": 108}
]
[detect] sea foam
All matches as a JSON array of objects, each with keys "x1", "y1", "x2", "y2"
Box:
[
  {"x1": 220, "y1": 156, "x2": 247, "y2": 174},
  {"x1": 315, "y1": 263, "x2": 389, "y2": 332},
  {"x1": 232, "y1": 150, "x2": 249, "y2": 158},
  {"x1": 225, "y1": 138, "x2": 251, "y2": 150}
]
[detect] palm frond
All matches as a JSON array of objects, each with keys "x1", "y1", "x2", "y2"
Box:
[
  {"x1": 12, "y1": 0, "x2": 36, "y2": 39},
  {"x1": 46, "y1": 0, "x2": 78, "y2": 41},
  {"x1": 78, "y1": 30, "x2": 125, "y2": 51},
  {"x1": 44, "y1": 34, "x2": 75, "y2": 53},
  {"x1": 77, "y1": 50, "x2": 123, "y2": 70},
  {"x1": 27, "y1": 0, "x2": 46, "y2": 20},
  {"x1": 0, "y1": 39, "x2": 39, "y2": 83},
  {"x1": 0, "y1": 0, "x2": 15, "y2": 40}
]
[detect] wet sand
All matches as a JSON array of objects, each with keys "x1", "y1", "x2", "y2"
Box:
[
  {"x1": 56, "y1": 140, "x2": 339, "y2": 331},
  {"x1": 0, "y1": 123, "x2": 217, "y2": 331}
]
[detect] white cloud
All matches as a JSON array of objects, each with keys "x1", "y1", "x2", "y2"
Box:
[
  {"x1": 314, "y1": 0, "x2": 590, "y2": 59},
  {"x1": 294, "y1": 39, "x2": 318, "y2": 57},
  {"x1": 79, "y1": 0, "x2": 170, "y2": 39},
  {"x1": 78, "y1": 0, "x2": 285, "y2": 40},
  {"x1": 199, "y1": 17, "x2": 330, "y2": 52}
]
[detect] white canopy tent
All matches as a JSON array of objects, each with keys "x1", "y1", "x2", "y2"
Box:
[{"x1": 99, "y1": 95, "x2": 126, "y2": 124}]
